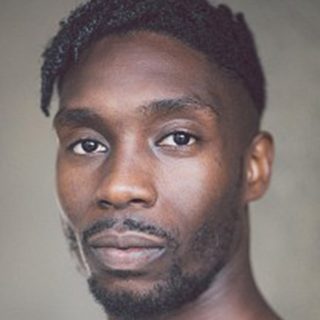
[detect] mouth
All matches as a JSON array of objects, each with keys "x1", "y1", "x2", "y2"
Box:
[{"x1": 85, "y1": 231, "x2": 167, "y2": 271}]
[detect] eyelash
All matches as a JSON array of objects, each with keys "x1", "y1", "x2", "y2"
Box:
[
  {"x1": 67, "y1": 130, "x2": 198, "y2": 156},
  {"x1": 157, "y1": 131, "x2": 198, "y2": 147},
  {"x1": 68, "y1": 139, "x2": 108, "y2": 155}
]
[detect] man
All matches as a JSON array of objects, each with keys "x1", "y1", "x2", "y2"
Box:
[{"x1": 41, "y1": 0, "x2": 281, "y2": 319}]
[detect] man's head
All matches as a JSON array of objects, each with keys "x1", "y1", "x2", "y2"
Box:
[{"x1": 42, "y1": 1, "x2": 274, "y2": 319}]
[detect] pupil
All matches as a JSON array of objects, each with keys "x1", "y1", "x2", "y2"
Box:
[
  {"x1": 173, "y1": 132, "x2": 190, "y2": 145},
  {"x1": 82, "y1": 140, "x2": 97, "y2": 152}
]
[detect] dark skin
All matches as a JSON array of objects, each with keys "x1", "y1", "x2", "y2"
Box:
[{"x1": 54, "y1": 31, "x2": 279, "y2": 320}]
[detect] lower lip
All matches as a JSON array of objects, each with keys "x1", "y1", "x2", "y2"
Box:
[{"x1": 89, "y1": 247, "x2": 165, "y2": 271}]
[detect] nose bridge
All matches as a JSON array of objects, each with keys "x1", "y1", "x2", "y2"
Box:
[{"x1": 96, "y1": 140, "x2": 157, "y2": 209}]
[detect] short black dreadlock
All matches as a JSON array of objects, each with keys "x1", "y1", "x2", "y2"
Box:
[{"x1": 41, "y1": 0, "x2": 265, "y2": 117}]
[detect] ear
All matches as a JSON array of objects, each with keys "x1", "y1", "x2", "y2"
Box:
[{"x1": 244, "y1": 132, "x2": 274, "y2": 202}]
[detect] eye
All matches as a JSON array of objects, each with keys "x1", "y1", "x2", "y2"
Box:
[
  {"x1": 158, "y1": 131, "x2": 197, "y2": 147},
  {"x1": 70, "y1": 139, "x2": 108, "y2": 155}
]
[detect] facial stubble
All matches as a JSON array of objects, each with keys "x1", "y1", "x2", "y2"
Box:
[{"x1": 87, "y1": 202, "x2": 240, "y2": 320}]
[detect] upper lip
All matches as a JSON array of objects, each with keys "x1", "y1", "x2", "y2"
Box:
[{"x1": 86, "y1": 231, "x2": 166, "y2": 249}]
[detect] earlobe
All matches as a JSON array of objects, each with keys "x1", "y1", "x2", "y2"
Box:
[{"x1": 245, "y1": 131, "x2": 274, "y2": 202}]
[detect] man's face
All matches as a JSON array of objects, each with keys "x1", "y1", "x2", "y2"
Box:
[{"x1": 54, "y1": 32, "x2": 255, "y2": 318}]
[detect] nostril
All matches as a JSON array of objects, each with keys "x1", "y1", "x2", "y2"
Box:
[
  {"x1": 96, "y1": 181, "x2": 157, "y2": 209},
  {"x1": 131, "y1": 198, "x2": 145, "y2": 204},
  {"x1": 98, "y1": 199, "x2": 112, "y2": 209},
  {"x1": 130, "y1": 198, "x2": 150, "y2": 208},
  {"x1": 97, "y1": 197, "x2": 153, "y2": 210}
]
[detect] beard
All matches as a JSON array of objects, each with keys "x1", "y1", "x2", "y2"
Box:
[
  {"x1": 86, "y1": 208, "x2": 238, "y2": 320},
  {"x1": 88, "y1": 261, "x2": 222, "y2": 320}
]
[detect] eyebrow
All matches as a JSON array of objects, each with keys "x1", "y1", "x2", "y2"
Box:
[
  {"x1": 53, "y1": 108, "x2": 105, "y2": 130},
  {"x1": 53, "y1": 96, "x2": 220, "y2": 129},
  {"x1": 141, "y1": 96, "x2": 220, "y2": 118}
]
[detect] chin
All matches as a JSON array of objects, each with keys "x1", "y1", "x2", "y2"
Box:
[{"x1": 87, "y1": 259, "x2": 224, "y2": 319}]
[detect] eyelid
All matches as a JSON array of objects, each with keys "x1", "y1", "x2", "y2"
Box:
[
  {"x1": 68, "y1": 138, "x2": 108, "y2": 155},
  {"x1": 157, "y1": 130, "x2": 198, "y2": 147}
]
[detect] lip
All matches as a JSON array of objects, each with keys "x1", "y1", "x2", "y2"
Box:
[{"x1": 86, "y1": 231, "x2": 167, "y2": 271}]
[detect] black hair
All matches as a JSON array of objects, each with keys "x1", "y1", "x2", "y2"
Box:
[{"x1": 41, "y1": 0, "x2": 265, "y2": 117}]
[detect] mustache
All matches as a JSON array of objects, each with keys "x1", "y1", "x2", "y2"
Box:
[{"x1": 82, "y1": 218, "x2": 176, "y2": 245}]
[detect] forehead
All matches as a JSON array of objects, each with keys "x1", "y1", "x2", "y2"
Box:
[
  {"x1": 60, "y1": 32, "x2": 228, "y2": 104},
  {"x1": 59, "y1": 31, "x2": 251, "y2": 124}
]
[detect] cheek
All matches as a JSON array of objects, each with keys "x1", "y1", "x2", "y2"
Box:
[
  {"x1": 156, "y1": 152, "x2": 242, "y2": 263},
  {"x1": 158, "y1": 154, "x2": 230, "y2": 227},
  {"x1": 56, "y1": 155, "x2": 97, "y2": 227}
]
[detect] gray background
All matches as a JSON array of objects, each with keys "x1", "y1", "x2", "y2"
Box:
[{"x1": 1, "y1": 0, "x2": 319, "y2": 319}]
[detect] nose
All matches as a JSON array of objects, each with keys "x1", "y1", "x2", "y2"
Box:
[{"x1": 95, "y1": 155, "x2": 157, "y2": 210}]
